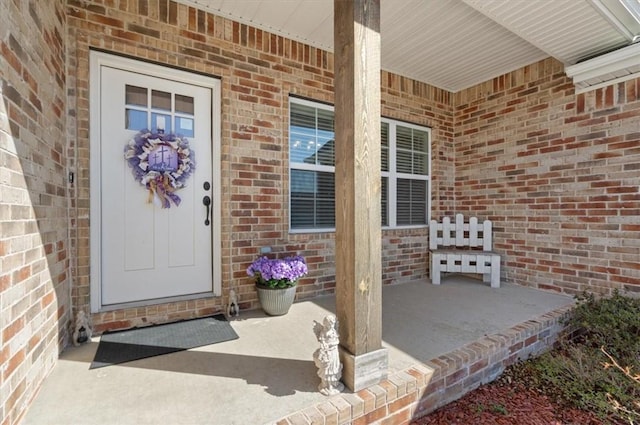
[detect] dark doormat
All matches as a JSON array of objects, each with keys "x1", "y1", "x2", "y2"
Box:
[{"x1": 90, "y1": 314, "x2": 238, "y2": 369}]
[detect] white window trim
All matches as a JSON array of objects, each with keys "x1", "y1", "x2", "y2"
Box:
[
  {"x1": 381, "y1": 117, "x2": 431, "y2": 229},
  {"x1": 289, "y1": 97, "x2": 431, "y2": 233}
]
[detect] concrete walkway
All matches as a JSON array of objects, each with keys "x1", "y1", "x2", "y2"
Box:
[{"x1": 22, "y1": 276, "x2": 573, "y2": 425}]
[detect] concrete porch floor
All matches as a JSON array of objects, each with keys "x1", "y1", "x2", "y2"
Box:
[{"x1": 22, "y1": 276, "x2": 574, "y2": 425}]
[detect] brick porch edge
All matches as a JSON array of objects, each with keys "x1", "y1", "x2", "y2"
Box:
[{"x1": 272, "y1": 303, "x2": 573, "y2": 425}]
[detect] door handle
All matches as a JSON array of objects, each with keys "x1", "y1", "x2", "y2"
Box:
[{"x1": 203, "y1": 195, "x2": 211, "y2": 226}]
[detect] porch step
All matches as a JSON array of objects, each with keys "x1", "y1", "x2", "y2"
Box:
[{"x1": 272, "y1": 303, "x2": 573, "y2": 425}]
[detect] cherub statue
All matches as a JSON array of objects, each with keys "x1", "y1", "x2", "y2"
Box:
[
  {"x1": 72, "y1": 310, "x2": 92, "y2": 346},
  {"x1": 312, "y1": 314, "x2": 344, "y2": 395},
  {"x1": 227, "y1": 289, "x2": 240, "y2": 317}
]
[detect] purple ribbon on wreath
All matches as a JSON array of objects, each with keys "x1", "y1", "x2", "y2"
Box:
[
  {"x1": 148, "y1": 174, "x2": 182, "y2": 209},
  {"x1": 124, "y1": 129, "x2": 195, "y2": 209}
]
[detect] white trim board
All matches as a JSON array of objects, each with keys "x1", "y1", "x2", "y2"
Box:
[{"x1": 566, "y1": 42, "x2": 640, "y2": 93}]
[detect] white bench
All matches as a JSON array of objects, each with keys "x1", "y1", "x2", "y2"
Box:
[{"x1": 429, "y1": 214, "x2": 501, "y2": 288}]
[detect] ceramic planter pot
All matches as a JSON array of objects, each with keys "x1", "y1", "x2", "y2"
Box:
[{"x1": 255, "y1": 285, "x2": 297, "y2": 316}]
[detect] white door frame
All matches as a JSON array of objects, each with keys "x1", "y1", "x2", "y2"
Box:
[{"x1": 89, "y1": 50, "x2": 222, "y2": 313}]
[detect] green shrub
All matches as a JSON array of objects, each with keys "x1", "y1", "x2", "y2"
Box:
[
  {"x1": 515, "y1": 291, "x2": 640, "y2": 424},
  {"x1": 569, "y1": 291, "x2": 640, "y2": 360}
]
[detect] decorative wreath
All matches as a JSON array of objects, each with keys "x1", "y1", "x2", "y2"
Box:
[{"x1": 124, "y1": 129, "x2": 195, "y2": 208}]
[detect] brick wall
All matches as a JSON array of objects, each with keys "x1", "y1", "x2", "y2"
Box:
[
  {"x1": 67, "y1": 0, "x2": 450, "y2": 331},
  {"x1": 0, "y1": 1, "x2": 70, "y2": 424},
  {"x1": 454, "y1": 58, "x2": 640, "y2": 295}
]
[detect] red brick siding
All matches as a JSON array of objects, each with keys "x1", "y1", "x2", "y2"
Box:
[
  {"x1": 67, "y1": 0, "x2": 449, "y2": 331},
  {"x1": 0, "y1": 1, "x2": 70, "y2": 424},
  {"x1": 454, "y1": 58, "x2": 640, "y2": 295}
]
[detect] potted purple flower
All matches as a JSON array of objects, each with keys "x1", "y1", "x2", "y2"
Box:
[{"x1": 247, "y1": 255, "x2": 308, "y2": 315}]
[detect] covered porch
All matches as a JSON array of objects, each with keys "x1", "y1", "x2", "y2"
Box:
[
  {"x1": 3, "y1": 0, "x2": 640, "y2": 424},
  {"x1": 23, "y1": 276, "x2": 573, "y2": 425}
]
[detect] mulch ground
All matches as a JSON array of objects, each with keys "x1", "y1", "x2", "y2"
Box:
[{"x1": 411, "y1": 381, "x2": 605, "y2": 425}]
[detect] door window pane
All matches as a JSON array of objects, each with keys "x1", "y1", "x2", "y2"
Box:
[
  {"x1": 126, "y1": 85, "x2": 147, "y2": 106},
  {"x1": 152, "y1": 90, "x2": 172, "y2": 111},
  {"x1": 175, "y1": 94, "x2": 194, "y2": 114},
  {"x1": 125, "y1": 87, "x2": 196, "y2": 137},
  {"x1": 126, "y1": 109, "x2": 147, "y2": 130},
  {"x1": 175, "y1": 117, "x2": 194, "y2": 137},
  {"x1": 152, "y1": 113, "x2": 172, "y2": 133}
]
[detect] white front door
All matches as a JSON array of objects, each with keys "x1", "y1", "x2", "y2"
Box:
[{"x1": 90, "y1": 52, "x2": 221, "y2": 311}]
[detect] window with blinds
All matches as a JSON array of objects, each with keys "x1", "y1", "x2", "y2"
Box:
[{"x1": 289, "y1": 97, "x2": 430, "y2": 231}]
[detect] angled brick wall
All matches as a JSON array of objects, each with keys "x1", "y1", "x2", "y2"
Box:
[
  {"x1": 454, "y1": 58, "x2": 640, "y2": 295},
  {"x1": 0, "y1": 1, "x2": 70, "y2": 424},
  {"x1": 66, "y1": 0, "x2": 451, "y2": 331}
]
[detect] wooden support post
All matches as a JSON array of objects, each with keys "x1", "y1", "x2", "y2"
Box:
[{"x1": 334, "y1": 0, "x2": 387, "y2": 392}]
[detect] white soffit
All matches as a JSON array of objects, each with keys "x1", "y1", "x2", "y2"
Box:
[
  {"x1": 380, "y1": 0, "x2": 548, "y2": 92},
  {"x1": 565, "y1": 42, "x2": 640, "y2": 92},
  {"x1": 175, "y1": 0, "x2": 639, "y2": 92},
  {"x1": 175, "y1": 0, "x2": 549, "y2": 91},
  {"x1": 179, "y1": 0, "x2": 334, "y2": 50},
  {"x1": 462, "y1": 0, "x2": 630, "y2": 65}
]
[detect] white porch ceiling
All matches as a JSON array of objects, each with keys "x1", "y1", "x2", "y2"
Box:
[{"x1": 177, "y1": 0, "x2": 640, "y2": 92}]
